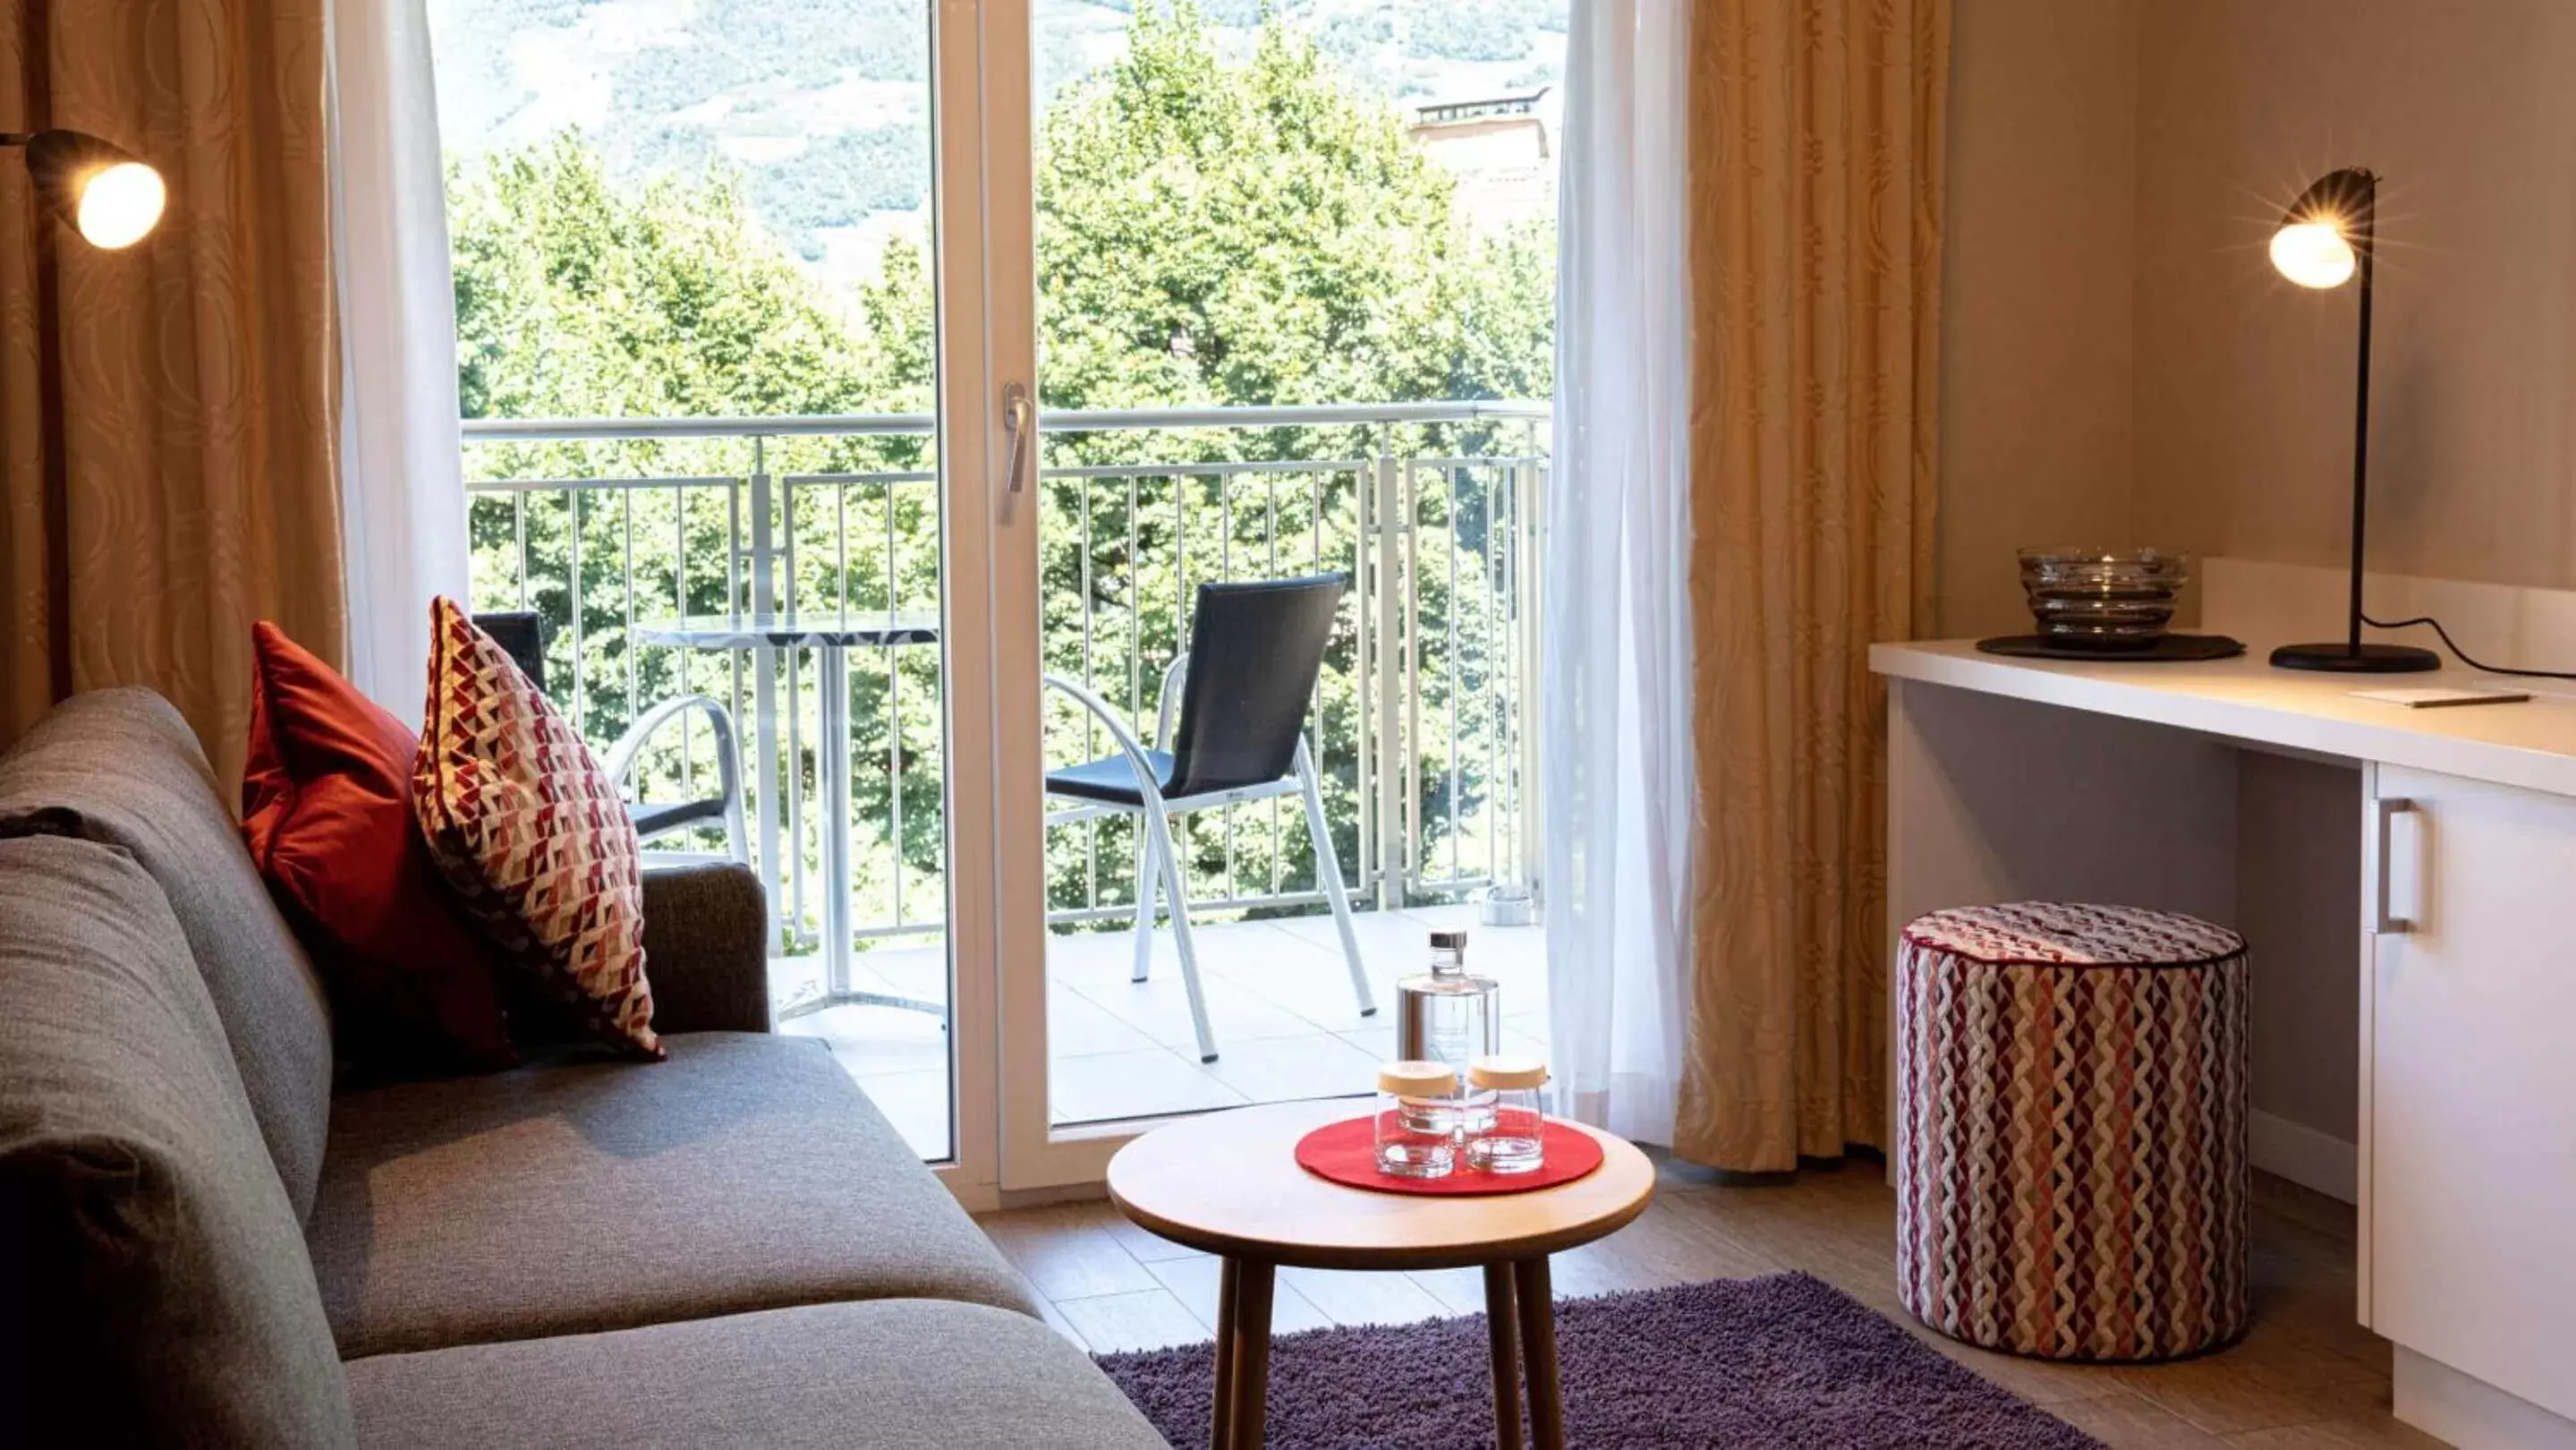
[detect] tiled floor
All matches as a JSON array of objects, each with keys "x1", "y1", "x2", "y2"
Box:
[
  {"x1": 780, "y1": 901, "x2": 1549, "y2": 1157},
  {"x1": 977, "y1": 1167, "x2": 2442, "y2": 1448}
]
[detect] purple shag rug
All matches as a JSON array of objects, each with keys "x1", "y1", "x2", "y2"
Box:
[{"x1": 1095, "y1": 1272, "x2": 2106, "y2": 1449}]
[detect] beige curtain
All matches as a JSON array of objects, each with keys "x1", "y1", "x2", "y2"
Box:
[
  {"x1": 1678, "y1": 0, "x2": 1950, "y2": 1171},
  {"x1": 4, "y1": 0, "x2": 345, "y2": 790}
]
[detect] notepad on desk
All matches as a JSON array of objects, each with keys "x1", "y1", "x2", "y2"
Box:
[{"x1": 2347, "y1": 685, "x2": 2533, "y2": 708}]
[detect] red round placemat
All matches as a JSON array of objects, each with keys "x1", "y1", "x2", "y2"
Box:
[{"x1": 1294, "y1": 1113, "x2": 1604, "y2": 1196}]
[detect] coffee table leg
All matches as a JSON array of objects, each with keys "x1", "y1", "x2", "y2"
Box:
[
  {"x1": 1211, "y1": 1257, "x2": 1240, "y2": 1450},
  {"x1": 1230, "y1": 1260, "x2": 1276, "y2": 1450},
  {"x1": 1512, "y1": 1257, "x2": 1565, "y2": 1450},
  {"x1": 1484, "y1": 1262, "x2": 1523, "y2": 1450}
]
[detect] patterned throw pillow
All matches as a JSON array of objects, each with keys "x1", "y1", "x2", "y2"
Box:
[{"x1": 412, "y1": 597, "x2": 661, "y2": 1058}]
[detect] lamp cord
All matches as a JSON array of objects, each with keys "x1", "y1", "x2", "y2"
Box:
[{"x1": 2359, "y1": 612, "x2": 2576, "y2": 680}]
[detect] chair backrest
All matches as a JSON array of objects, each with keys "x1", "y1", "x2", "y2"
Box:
[
  {"x1": 1163, "y1": 574, "x2": 1348, "y2": 800},
  {"x1": 472, "y1": 611, "x2": 548, "y2": 694}
]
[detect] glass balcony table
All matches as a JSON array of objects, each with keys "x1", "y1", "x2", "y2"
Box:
[{"x1": 638, "y1": 610, "x2": 944, "y2": 1019}]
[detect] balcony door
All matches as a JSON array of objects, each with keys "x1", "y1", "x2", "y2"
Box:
[
  {"x1": 429, "y1": 0, "x2": 1025, "y2": 1199},
  {"x1": 983, "y1": 3, "x2": 1560, "y2": 1190},
  {"x1": 429, "y1": 0, "x2": 1558, "y2": 1202}
]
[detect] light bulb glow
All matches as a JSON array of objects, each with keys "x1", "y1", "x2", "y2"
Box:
[
  {"x1": 2270, "y1": 220, "x2": 2355, "y2": 288},
  {"x1": 75, "y1": 161, "x2": 166, "y2": 249}
]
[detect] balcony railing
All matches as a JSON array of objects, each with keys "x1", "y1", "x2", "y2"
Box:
[{"x1": 461, "y1": 401, "x2": 1545, "y2": 983}]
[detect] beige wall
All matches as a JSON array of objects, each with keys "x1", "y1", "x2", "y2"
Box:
[
  {"x1": 1935, "y1": 0, "x2": 2576, "y2": 1163},
  {"x1": 1934, "y1": 0, "x2": 2141, "y2": 637},
  {"x1": 2132, "y1": 0, "x2": 2576, "y2": 587},
  {"x1": 2235, "y1": 752, "x2": 2360, "y2": 1142}
]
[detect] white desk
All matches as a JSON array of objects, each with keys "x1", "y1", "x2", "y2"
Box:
[{"x1": 1875, "y1": 638, "x2": 2576, "y2": 1450}]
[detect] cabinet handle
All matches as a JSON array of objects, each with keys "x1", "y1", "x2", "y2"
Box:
[{"x1": 2374, "y1": 797, "x2": 2417, "y2": 934}]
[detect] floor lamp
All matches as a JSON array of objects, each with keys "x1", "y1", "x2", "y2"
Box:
[
  {"x1": 2, "y1": 124, "x2": 167, "y2": 700},
  {"x1": 2263, "y1": 166, "x2": 2438, "y2": 673}
]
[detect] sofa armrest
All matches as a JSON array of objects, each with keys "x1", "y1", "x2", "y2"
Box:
[{"x1": 641, "y1": 862, "x2": 772, "y2": 1034}]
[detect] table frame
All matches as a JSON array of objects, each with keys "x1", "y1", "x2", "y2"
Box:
[
  {"x1": 1106, "y1": 1103, "x2": 1650, "y2": 1450},
  {"x1": 1206, "y1": 1252, "x2": 1567, "y2": 1450},
  {"x1": 637, "y1": 613, "x2": 945, "y2": 1021}
]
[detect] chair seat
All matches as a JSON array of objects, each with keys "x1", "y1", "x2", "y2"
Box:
[
  {"x1": 627, "y1": 797, "x2": 729, "y2": 840},
  {"x1": 1043, "y1": 750, "x2": 1177, "y2": 806}
]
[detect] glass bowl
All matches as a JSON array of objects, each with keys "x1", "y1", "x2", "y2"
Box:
[{"x1": 2016, "y1": 548, "x2": 2191, "y2": 649}]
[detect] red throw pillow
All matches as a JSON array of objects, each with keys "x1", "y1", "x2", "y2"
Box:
[
  {"x1": 242, "y1": 621, "x2": 515, "y2": 1070},
  {"x1": 412, "y1": 598, "x2": 661, "y2": 1059}
]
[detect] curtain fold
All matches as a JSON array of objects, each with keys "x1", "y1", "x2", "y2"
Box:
[
  {"x1": 1677, "y1": 0, "x2": 1951, "y2": 1171},
  {"x1": 3, "y1": 0, "x2": 346, "y2": 789},
  {"x1": 327, "y1": 0, "x2": 468, "y2": 727},
  {"x1": 1543, "y1": 0, "x2": 1696, "y2": 1149}
]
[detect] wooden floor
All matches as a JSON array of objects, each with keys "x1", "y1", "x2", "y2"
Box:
[{"x1": 975, "y1": 1164, "x2": 2444, "y2": 1449}]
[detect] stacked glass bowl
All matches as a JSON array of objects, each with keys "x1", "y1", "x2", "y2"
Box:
[{"x1": 2016, "y1": 548, "x2": 2191, "y2": 650}]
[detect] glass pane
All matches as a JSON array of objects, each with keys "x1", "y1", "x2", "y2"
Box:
[
  {"x1": 428, "y1": 0, "x2": 955, "y2": 1160},
  {"x1": 1032, "y1": 2, "x2": 1562, "y2": 1128}
]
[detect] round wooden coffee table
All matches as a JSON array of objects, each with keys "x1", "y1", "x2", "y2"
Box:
[{"x1": 1106, "y1": 1099, "x2": 1655, "y2": 1450}]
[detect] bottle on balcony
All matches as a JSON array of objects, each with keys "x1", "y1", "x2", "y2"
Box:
[{"x1": 1394, "y1": 929, "x2": 1499, "y2": 1135}]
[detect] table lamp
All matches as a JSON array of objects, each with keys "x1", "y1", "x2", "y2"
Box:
[{"x1": 2264, "y1": 166, "x2": 2437, "y2": 672}]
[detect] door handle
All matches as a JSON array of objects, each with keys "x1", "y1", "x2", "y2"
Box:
[
  {"x1": 2374, "y1": 796, "x2": 2417, "y2": 934},
  {"x1": 1000, "y1": 383, "x2": 1033, "y2": 494}
]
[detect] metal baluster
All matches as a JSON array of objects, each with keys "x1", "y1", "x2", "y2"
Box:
[
  {"x1": 1266, "y1": 473, "x2": 1281, "y2": 897},
  {"x1": 1080, "y1": 473, "x2": 1098, "y2": 912},
  {"x1": 885, "y1": 475, "x2": 902, "y2": 931},
  {"x1": 889, "y1": 644, "x2": 904, "y2": 930},
  {"x1": 567, "y1": 489, "x2": 585, "y2": 729},
  {"x1": 1402, "y1": 456, "x2": 1421, "y2": 900},
  {"x1": 622, "y1": 489, "x2": 638, "y2": 793},
  {"x1": 1448, "y1": 464, "x2": 1461, "y2": 888},
  {"x1": 1220, "y1": 473, "x2": 1235, "y2": 902},
  {"x1": 675, "y1": 483, "x2": 694, "y2": 785},
  {"x1": 1129, "y1": 475, "x2": 1143, "y2": 904}
]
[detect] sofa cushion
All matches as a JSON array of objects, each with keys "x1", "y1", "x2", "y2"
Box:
[
  {"x1": 413, "y1": 597, "x2": 659, "y2": 1058},
  {"x1": 345, "y1": 1299, "x2": 1166, "y2": 1449},
  {"x1": 0, "y1": 687, "x2": 336, "y2": 1222},
  {"x1": 244, "y1": 620, "x2": 517, "y2": 1072},
  {"x1": 0, "y1": 833, "x2": 355, "y2": 1446},
  {"x1": 308, "y1": 1031, "x2": 1037, "y2": 1358}
]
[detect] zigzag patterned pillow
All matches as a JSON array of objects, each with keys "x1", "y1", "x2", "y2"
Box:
[{"x1": 412, "y1": 597, "x2": 660, "y2": 1058}]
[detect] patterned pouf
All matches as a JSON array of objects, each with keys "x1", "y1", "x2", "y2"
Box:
[{"x1": 1893, "y1": 901, "x2": 2249, "y2": 1361}]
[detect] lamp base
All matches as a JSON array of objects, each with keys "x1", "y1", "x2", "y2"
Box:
[{"x1": 2269, "y1": 642, "x2": 2441, "y2": 673}]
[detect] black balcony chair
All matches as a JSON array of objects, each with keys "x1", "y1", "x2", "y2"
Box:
[
  {"x1": 1041, "y1": 575, "x2": 1376, "y2": 1062},
  {"x1": 473, "y1": 611, "x2": 750, "y2": 867}
]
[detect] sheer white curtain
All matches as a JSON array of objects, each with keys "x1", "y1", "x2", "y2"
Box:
[
  {"x1": 1543, "y1": 0, "x2": 1695, "y2": 1147},
  {"x1": 327, "y1": 0, "x2": 471, "y2": 724}
]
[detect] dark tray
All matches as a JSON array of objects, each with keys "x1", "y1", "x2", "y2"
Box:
[{"x1": 1976, "y1": 633, "x2": 2246, "y2": 662}]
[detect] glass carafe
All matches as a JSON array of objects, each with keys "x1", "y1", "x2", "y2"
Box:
[{"x1": 1394, "y1": 929, "x2": 1500, "y2": 1133}]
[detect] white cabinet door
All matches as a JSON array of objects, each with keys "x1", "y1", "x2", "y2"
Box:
[{"x1": 2366, "y1": 763, "x2": 2576, "y2": 1420}]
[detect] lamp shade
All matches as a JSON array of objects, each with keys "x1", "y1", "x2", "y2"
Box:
[
  {"x1": 21, "y1": 130, "x2": 166, "y2": 249},
  {"x1": 2269, "y1": 167, "x2": 2374, "y2": 290}
]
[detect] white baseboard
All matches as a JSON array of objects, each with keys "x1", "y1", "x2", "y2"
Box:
[
  {"x1": 2396, "y1": 1347, "x2": 2576, "y2": 1450},
  {"x1": 2250, "y1": 1109, "x2": 2357, "y2": 1204}
]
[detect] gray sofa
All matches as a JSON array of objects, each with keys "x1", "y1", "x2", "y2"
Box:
[{"x1": 0, "y1": 689, "x2": 1166, "y2": 1449}]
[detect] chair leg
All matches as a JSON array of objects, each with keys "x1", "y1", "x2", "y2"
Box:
[
  {"x1": 1131, "y1": 823, "x2": 1157, "y2": 985},
  {"x1": 1298, "y1": 741, "x2": 1377, "y2": 1018},
  {"x1": 723, "y1": 789, "x2": 752, "y2": 869},
  {"x1": 1143, "y1": 798, "x2": 1218, "y2": 1062}
]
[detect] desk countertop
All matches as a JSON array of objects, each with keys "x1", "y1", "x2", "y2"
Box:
[{"x1": 1872, "y1": 639, "x2": 2576, "y2": 799}]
